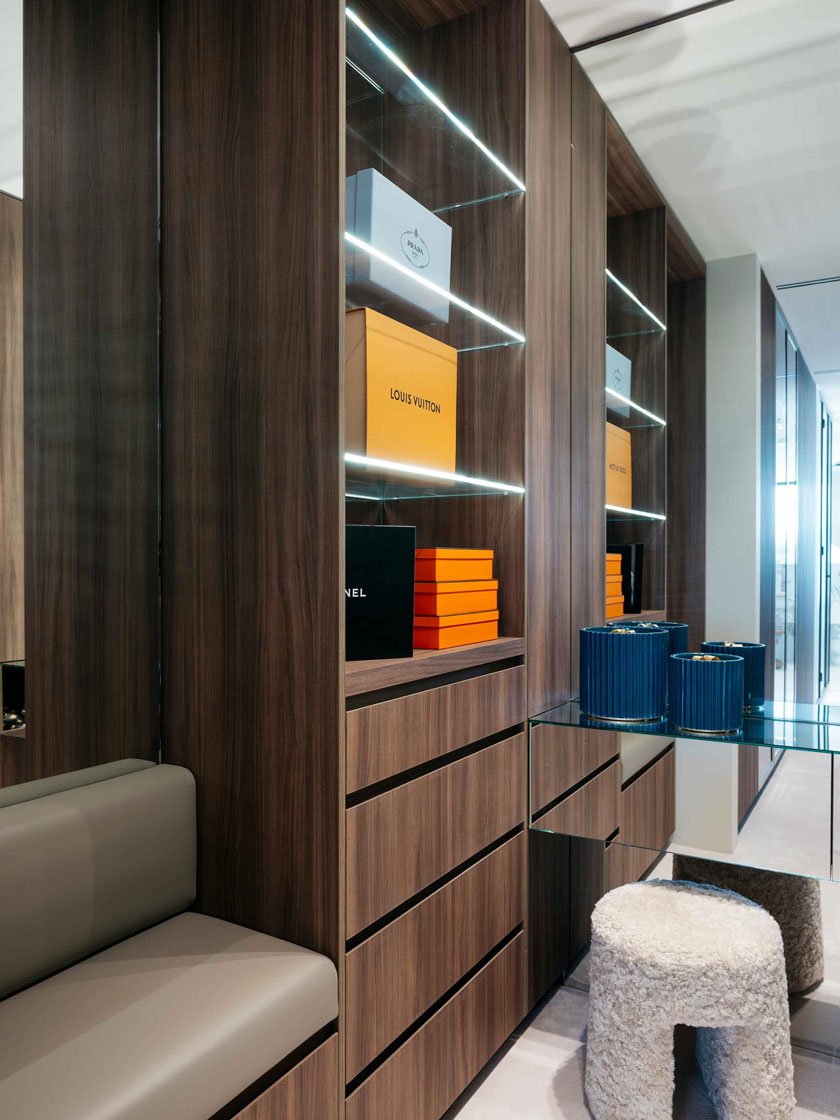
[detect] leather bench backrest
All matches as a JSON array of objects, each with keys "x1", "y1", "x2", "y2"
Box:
[
  {"x1": 0, "y1": 764, "x2": 196, "y2": 998},
  {"x1": 0, "y1": 757, "x2": 155, "y2": 810}
]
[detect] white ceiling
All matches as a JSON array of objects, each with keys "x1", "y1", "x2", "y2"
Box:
[
  {"x1": 541, "y1": 0, "x2": 718, "y2": 50},
  {"x1": 0, "y1": 0, "x2": 22, "y2": 198},
  {"x1": 548, "y1": 0, "x2": 840, "y2": 413}
]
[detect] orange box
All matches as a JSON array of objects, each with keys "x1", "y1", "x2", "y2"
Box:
[
  {"x1": 415, "y1": 548, "x2": 493, "y2": 582},
  {"x1": 414, "y1": 610, "x2": 500, "y2": 650},
  {"x1": 606, "y1": 422, "x2": 632, "y2": 508},
  {"x1": 414, "y1": 580, "x2": 499, "y2": 616},
  {"x1": 605, "y1": 601, "x2": 625, "y2": 620},
  {"x1": 606, "y1": 593, "x2": 625, "y2": 607},
  {"x1": 606, "y1": 576, "x2": 622, "y2": 595},
  {"x1": 606, "y1": 552, "x2": 622, "y2": 576},
  {"x1": 346, "y1": 307, "x2": 457, "y2": 471}
]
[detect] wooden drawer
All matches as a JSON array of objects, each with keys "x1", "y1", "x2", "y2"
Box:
[
  {"x1": 346, "y1": 734, "x2": 524, "y2": 937},
  {"x1": 346, "y1": 933, "x2": 524, "y2": 1120},
  {"x1": 346, "y1": 665, "x2": 524, "y2": 792},
  {"x1": 530, "y1": 721, "x2": 619, "y2": 815},
  {"x1": 605, "y1": 840, "x2": 659, "y2": 894},
  {"x1": 346, "y1": 833, "x2": 523, "y2": 1080},
  {"x1": 619, "y1": 745, "x2": 675, "y2": 849},
  {"x1": 533, "y1": 760, "x2": 619, "y2": 841},
  {"x1": 230, "y1": 1036, "x2": 337, "y2": 1119}
]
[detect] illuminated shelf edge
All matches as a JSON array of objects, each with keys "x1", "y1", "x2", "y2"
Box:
[
  {"x1": 605, "y1": 387, "x2": 666, "y2": 426},
  {"x1": 605, "y1": 504, "x2": 666, "y2": 521},
  {"x1": 346, "y1": 7, "x2": 526, "y2": 194},
  {"x1": 345, "y1": 452, "x2": 525, "y2": 495},
  {"x1": 606, "y1": 268, "x2": 667, "y2": 332}
]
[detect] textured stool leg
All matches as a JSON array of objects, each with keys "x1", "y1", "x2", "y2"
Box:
[
  {"x1": 585, "y1": 1016, "x2": 674, "y2": 1120},
  {"x1": 697, "y1": 1020, "x2": 795, "y2": 1120}
]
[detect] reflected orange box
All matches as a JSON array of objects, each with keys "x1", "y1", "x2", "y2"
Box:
[
  {"x1": 414, "y1": 579, "x2": 498, "y2": 616},
  {"x1": 605, "y1": 601, "x2": 625, "y2": 620},
  {"x1": 346, "y1": 307, "x2": 457, "y2": 472},
  {"x1": 414, "y1": 610, "x2": 500, "y2": 650},
  {"x1": 606, "y1": 552, "x2": 622, "y2": 576},
  {"x1": 606, "y1": 422, "x2": 632, "y2": 508}
]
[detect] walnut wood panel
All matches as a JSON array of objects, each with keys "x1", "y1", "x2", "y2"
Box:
[
  {"x1": 230, "y1": 1036, "x2": 337, "y2": 1120},
  {"x1": 345, "y1": 638, "x2": 525, "y2": 696},
  {"x1": 347, "y1": 665, "x2": 524, "y2": 792},
  {"x1": 346, "y1": 734, "x2": 524, "y2": 937},
  {"x1": 361, "y1": 0, "x2": 490, "y2": 34},
  {"x1": 24, "y1": 0, "x2": 159, "y2": 777},
  {"x1": 0, "y1": 193, "x2": 23, "y2": 665},
  {"x1": 619, "y1": 747, "x2": 675, "y2": 849},
  {"x1": 0, "y1": 733, "x2": 23, "y2": 788},
  {"x1": 667, "y1": 277, "x2": 706, "y2": 650},
  {"x1": 738, "y1": 744, "x2": 759, "y2": 826},
  {"x1": 526, "y1": 0, "x2": 572, "y2": 715},
  {"x1": 161, "y1": 0, "x2": 342, "y2": 956},
  {"x1": 535, "y1": 760, "x2": 620, "y2": 841},
  {"x1": 528, "y1": 828, "x2": 569, "y2": 1004},
  {"x1": 530, "y1": 722, "x2": 619, "y2": 816},
  {"x1": 606, "y1": 114, "x2": 663, "y2": 217},
  {"x1": 667, "y1": 210, "x2": 705, "y2": 282},
  {"x1": 346, "y1": 933, "x2": 524, "y2": 1120},
  {"x1": 759, "y1": 270, "x2": 777, "y2": 700},
  {"x1": 346, "y1": 833, "x2": 523, "y2": 1080},
  {"x1": 569, "y1": 835, "x2": 606, "y2": 959},
  {"x1": 570, "y1": 59, "x2": 606, "y2": 689},
  {"x1": 605, "y1": 840, "x2": 658, "y2": 893}
]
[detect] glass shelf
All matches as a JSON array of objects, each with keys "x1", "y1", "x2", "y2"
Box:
[
  {"x1": 606, "y1": 388, "x2": 666, "y2": 430},
  {"x1": 345, "y1": 8, "x2": 525, "y2": 215},
  {"x1": 530, "y1": 698, "x2": 840, "y2": 755},
  {"x1": 345, "y1": 453, "x2": 525, "y2": 501},
  {"x1": 606, "y1": 269, "x2": 667, "y2": 340},
  {"x1": 606, "y1": 504, "x2": 666, "y2": 522}
]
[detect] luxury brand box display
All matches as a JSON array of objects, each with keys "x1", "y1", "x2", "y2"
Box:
[
  {"x1": 413, "y1": 549, "x2": 499, "y2": 649},
  {"x1": 606, "y1": 421, "x2": 632, "y2": 508},
  {"x1": 346, "y1": 168, "x2": 453, "y2": 323},
  {"x1": 345, "y1": 307, "x2": 458, "y2": 472},
  {"x1": 345, "y1": 525, "x2": 416, "y2": 661}
]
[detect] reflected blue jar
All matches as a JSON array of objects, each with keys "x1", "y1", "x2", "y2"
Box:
[
  {"x1": 670, "y1": 652, "x2": 744, "y2": 734},
  {"x1": 701, "y1": 641, "x2": 766, "y2": 711},
  {"x1": 580, "y1": 625, "x2": 668, "y2": 722}
]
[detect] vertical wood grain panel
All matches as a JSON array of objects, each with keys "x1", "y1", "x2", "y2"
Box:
[
  {"x1": 570, "y1": 59, "x2": 606, "y2": 688},
  {"x1": 161, "y1": 0, "x2": 342, "y2": 958},
  {"x1": 0, "y1": 192, "x2": 23, "y2": 664},
  {"x1": 524, "y1": 0, "x2": 572, "y2": 1005},
  {"x1": 230, "y1": 1036, "x2": 337, "y2": 1120},
  {"x1": 759, "y1": 271, "x2": 776, "y2": 699},
  {"x1": 24, "y1": 0, "x2": 159, "y2": 777},
  {"x1": 667, "y1": 277, "x2": 706, "y2": 649}
]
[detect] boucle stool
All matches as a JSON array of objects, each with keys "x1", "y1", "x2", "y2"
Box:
[
  {"x1": 672, "y1": 854, "x2": 824, "y2": 994},
  {"x1": 585, "y1": 881, "x2": 794, "y2": 1120}
]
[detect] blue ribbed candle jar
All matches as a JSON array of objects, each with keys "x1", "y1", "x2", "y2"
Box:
[
  {"x1": 580, "y1": 626, "x2": 668, "y2": 721},
  {"x1": 701, "y1": 641, "x2": 766, "y2": 711},
  {"x1": 657, "y1": 622, "x2": 689, "y2": 656},
  {"x1": 669, "y1": 652, "x2": 744, "y2": 733}
]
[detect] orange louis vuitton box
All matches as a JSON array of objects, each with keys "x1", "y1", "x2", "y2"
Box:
[
  {"x1": 414, "y1": 548, "x2": 494, "y2": 582},
  {"x1": 605, "y1": 600, "x2": 625, "y2": 620},
  {"x1": 414, "y1": 579, "x2": 498, "y2": 616},
  {"x1": 606, "y1": 422, "x2": 632, "y2": 508},
  {"x1": 346, "y1": 307, "x2": 457, "y2": 472},
  {"x1": 414, "y1": 610, "x2": 500, "y2": 650},
  {"x1": 606, "y1": 574, "x2": 622, "y2": 594},
  {"x1": 606, "y1": 552, "x2": 622, "y2": 576}
]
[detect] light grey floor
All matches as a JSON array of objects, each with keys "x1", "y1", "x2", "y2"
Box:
[{"x1": 448, "y1": 751, "x2": 840, "y2": 1118}]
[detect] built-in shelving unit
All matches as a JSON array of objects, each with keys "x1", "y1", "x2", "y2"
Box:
[{"x1": 345, "y1": 636, "x2": 525, "y2": 696}]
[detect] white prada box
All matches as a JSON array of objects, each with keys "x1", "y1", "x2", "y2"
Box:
[
  {"x1": 346, "y1": 168, "x2": 452, "y2": 324},
  {"x1": 606, "y1": 342, "x2": 632, "y2": 417}
]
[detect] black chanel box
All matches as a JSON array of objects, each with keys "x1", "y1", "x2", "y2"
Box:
[{"x1": 346, "y1": 525, "x2": 416, "y2": 661}]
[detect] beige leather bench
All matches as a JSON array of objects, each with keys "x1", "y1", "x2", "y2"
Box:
[{"x1": 0, "y1": 762, "x2": 338, "y2": 1119}]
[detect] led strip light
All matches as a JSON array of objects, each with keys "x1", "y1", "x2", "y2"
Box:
[
  {"x1": 606, "y1": 503, "x2": 666, "y2": 521},
  {"x1": 346, "y1": 7, "x2": 526, "y2": 194},
  {"x1": 605, "y1": 387, "x2": 666, "y2": 426},
  {"x1": 606, "y1": 268, "x2": 667, "y2": 332},
  {"x1": 345, "y1": 233, "x2": 525, "y2": 343},
  {"x1": 345, "y1": 452, "x2": 525, "y2": 494}
]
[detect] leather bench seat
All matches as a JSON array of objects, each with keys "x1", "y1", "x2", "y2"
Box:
[{"x1": 0, "y1": 910, "x2": 338, "y2": 1120}]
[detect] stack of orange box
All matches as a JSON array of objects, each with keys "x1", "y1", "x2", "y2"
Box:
[
  {"x1": 413, "y1": 548, "x2": 499, "y2": 649},
  {"x1": 606, "y1": 552, "x2": 624, "y2": 619}
]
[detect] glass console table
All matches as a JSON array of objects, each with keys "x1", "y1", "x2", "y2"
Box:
[{"x1": 529, "y1": 698, "x2": 840, "y2": 882}]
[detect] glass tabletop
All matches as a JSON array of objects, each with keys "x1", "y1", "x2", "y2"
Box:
[{"x1": 530, "y1": 698, "x2": 840, "y2": 754}]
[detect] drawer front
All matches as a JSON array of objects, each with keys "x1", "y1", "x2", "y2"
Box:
[
  {"x1": 620, "y1": 746, "x2": 675, "y2": 849},
  {"x1": 530, "y1": 722, "x2": 619, "y2": 815},
  {"x1": 533, "y1": 760, "x2": 620, "y2": 841},
  {"x1": 346, "y1": 833, "x2": 523, "y2": 1080},
  {"x1": 605, "y1": 841, "x2": 659, "y2": 894},
  {"x1": 346, "y1": 734, "x2": 524, "y2": 937},
  {"x1": 230, "y1": 1036, "x2": 337, "y2": 1119},
  {"x1": 347, "y1": 665, "x2": 525, "y2": 792},
  {"x1": 346, "y1": 934, "x2": 524, "y2": 1120}
]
